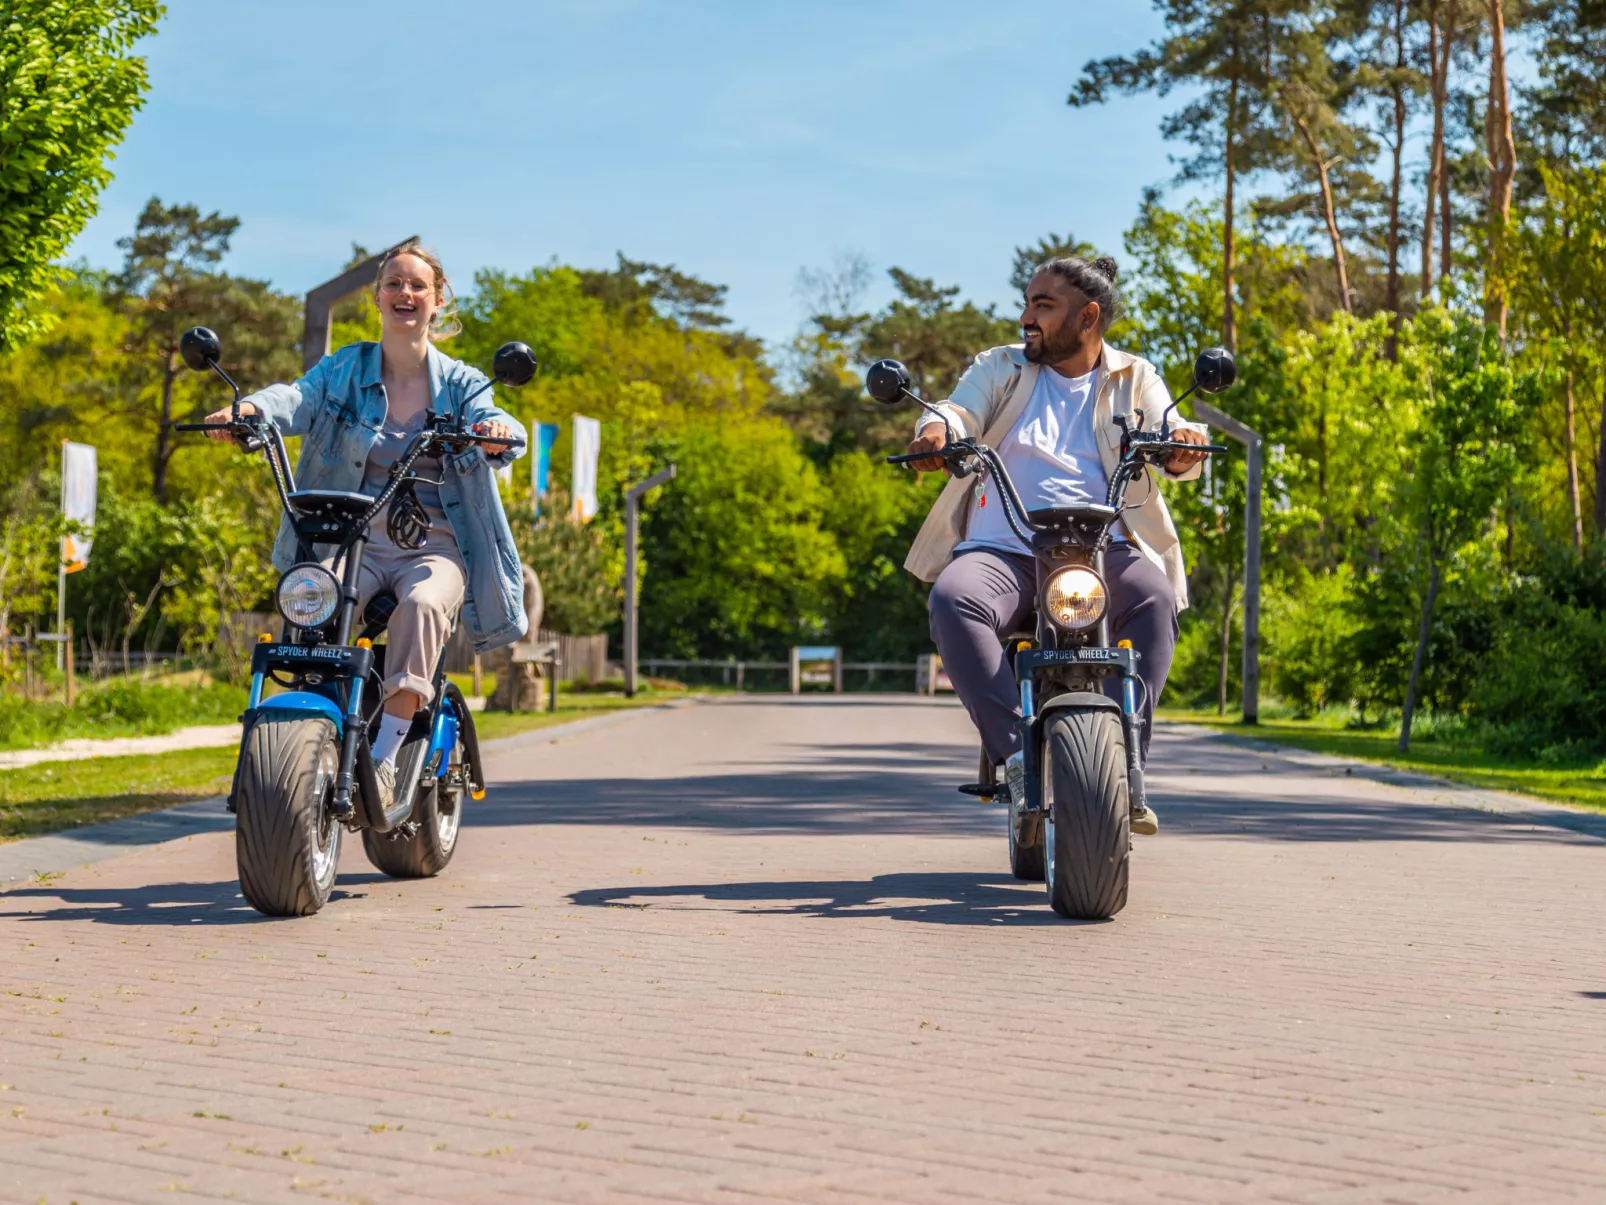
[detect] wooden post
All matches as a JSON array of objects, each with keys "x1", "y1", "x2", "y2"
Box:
[
  {"x1": 832, "y1": 648, "x2": 843, "y2": 693},
  {"x1": 788, "y1": 648, "x2": 801, "y2": 695},
  {"x1": 64, "y1": 623, "x2": 75, "y2": 706},
  {"x1": 472, "y1": 653, "x2": 482, "y2": 697}
]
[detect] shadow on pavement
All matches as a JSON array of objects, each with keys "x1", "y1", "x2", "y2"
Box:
[
  {"x1": 478, "y1": 731, "x2": 1602, "y2": 845},
  {"x1": 569, "y1": 871, "x2": 1089, "y2": 927},
  {"x1": 3, "y1": 878, "x2": 371, "y2": 926}
]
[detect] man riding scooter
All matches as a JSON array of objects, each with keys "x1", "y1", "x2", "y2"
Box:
[{"x1": 901, "y1": 255, "x2": 1207, "y2": 834}]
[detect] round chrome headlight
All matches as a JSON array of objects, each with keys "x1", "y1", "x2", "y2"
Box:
[
  {"x1": 276, "y1": 564, "x2": 340, "y2": 629},
  {"x1": 1043, "y1": 567, "x2": 1108, "y2": 631}
]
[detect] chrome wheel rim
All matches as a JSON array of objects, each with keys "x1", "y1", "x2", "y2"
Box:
[
  {"x1": 435, "y1": 738, "x2": 463, "y2": 851},
  {"x1": 311, "y1": 741, "x2": 340, "y2": 887}
]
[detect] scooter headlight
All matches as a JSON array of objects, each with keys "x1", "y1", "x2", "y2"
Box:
[
  {"x1": 276, "y1": 564, "x2": 340, "y2": 629},
  {"x1": 1043, "y1": 567, "x2": 1108, "y2": 631}
]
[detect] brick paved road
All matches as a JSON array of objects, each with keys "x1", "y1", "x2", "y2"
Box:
[{"x1": 4, "y1": 696, "x2": 1605, "y2": 1204}]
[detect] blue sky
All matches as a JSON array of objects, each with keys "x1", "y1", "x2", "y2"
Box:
[{"x1": 69, "y1": 0, "x2": 1189, "y2": 350}]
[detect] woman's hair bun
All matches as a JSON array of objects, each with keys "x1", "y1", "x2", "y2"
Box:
[{"x1": 1092, "y1": 256, "x2": 1120, "y2": 283}]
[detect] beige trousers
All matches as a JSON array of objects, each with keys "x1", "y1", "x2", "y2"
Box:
[{"x1": 330, "y1": 529, "x2": 466, "y2": 706}]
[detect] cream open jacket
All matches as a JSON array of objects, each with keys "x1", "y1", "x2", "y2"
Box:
[{"x1": 903, "y1": 342, "x2": 1203, "y2": 612}]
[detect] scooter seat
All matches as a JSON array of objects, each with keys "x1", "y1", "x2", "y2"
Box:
[{"x1": 288, "y1": 489, "x2": 376, "y2": 521}]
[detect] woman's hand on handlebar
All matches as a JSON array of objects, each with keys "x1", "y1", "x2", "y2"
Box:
[
  {"x1": 1165, "y1": 427, "x2": 1207, "y2": 474},
  {"x1": 201, "y1": 402, "x2": 258, "y2": 444},
  {"x1": 903, "y1": 425, "x2": 949, "y2": 473},
  {"x1": 472, "y1": 420, "x2": 515, "y2": 456}
]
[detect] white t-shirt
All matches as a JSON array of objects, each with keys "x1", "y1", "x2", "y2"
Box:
[{"x1": 952, "y1": 364, "x2": 1123, "y2": 556}]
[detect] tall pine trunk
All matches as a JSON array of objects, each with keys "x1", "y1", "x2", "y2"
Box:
[
  {"x1": 1485, "y1": 0, "x2": 1516, "y2": 336},
  {"x1": 1284, "y1": 96, "x2": 1353, "y2": 314},
  {"x1": 1596, "y1": 381, "x2": 1606, "y2": 539},
  {"x1": 1441, "y1": 0, "x2": 1459, "y2": 280},
  {"x1": 1422, "y1": 0, "x2": 1445, "y2": 297},
  {"x1": 1566, "y1": 371, "x2": 1584, "y2": 549},
  {"x1": 1224, "y1": 71, "x2": 1239, "y2": 352},
  {"x1": 1385, "y1": 0, "x2": 1407, "y2": 324}
]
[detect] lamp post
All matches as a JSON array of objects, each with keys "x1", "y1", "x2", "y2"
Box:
[
  {"x1": 623, "y1": 465, "x2": 677, "y2": 697},
  {"x1": 1190, "y1": 398, "x2": 1263, "y2": 725}
]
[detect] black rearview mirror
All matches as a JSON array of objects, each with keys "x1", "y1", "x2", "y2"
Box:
[
  {"x1": 180, "y1": 326, "x2": 221, "y2": 372},
  {"x1": 492, "y1": 341, "x2": 539, "y2": 387},
  {"x1": 1193, "y1": 347, "x2": 1236, "y2": 394},
  {"x1": 865, "y1": 358, "x2": 912, "y2": 404}
]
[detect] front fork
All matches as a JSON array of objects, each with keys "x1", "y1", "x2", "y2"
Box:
[{"x1": 1012, "y1": 661, "x2": 1147, "y2": 821}]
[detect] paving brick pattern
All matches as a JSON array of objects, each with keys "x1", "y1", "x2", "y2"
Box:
[{"x1": 3, "y1": 697, "x2": 1605, "y2": 1203}]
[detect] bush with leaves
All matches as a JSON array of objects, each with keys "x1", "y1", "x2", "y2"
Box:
[{"x1": 508, "y1": 489, "x2": 618, "y2": 635}]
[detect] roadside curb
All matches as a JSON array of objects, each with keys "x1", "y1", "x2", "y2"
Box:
[
  {"x1": 1170, "y1": 720, "x2": 1606, "y2": 841},
  {"x1": 0, "y1": 697, "x2": 699, "y2": 890}
]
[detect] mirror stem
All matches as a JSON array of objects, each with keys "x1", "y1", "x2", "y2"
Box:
[
  {"x1": 1161, "y1": 383, "x2": 1198, "y2": 438},
  {"x1": 207, "y1": 361, "x2": 243, "y2": 420}
]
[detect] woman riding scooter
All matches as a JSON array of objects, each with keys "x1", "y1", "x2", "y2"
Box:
[{"x1": 203, "y1": 243, "x2": 529, "y2": 806}]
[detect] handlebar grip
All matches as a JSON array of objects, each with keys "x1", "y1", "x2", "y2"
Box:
[
  {"x1": 174, "y1": 422, "x2": 235, "y2": 432},
  {"x1": 886, "y1": 452, "x2": 936, "y2": 465}
]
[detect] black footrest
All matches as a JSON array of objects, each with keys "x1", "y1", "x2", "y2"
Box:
[{"x1": 959, "y1": 783, "x2": 998, "y2": 798}]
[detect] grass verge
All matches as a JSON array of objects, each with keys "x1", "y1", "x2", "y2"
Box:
[
  {"x1": 1161, "y1": 707, "x2": 1606, "y2": 813},
  {"x1": 0, "y1": 691, "x2": 681, "y2": 844}
]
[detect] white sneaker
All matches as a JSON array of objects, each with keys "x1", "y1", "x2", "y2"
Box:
[
  {"x1": 1004, "y1": 752, "x2": 1027, "y2": 809},
  {"x1": 374, "y1": 759, "x2": 397, "y2": 811}
]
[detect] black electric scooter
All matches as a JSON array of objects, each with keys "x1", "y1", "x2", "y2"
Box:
[
  {"x1": 869, "y1": 349, "x2": 1234, "y2": 918},
  {"x1": 176, "y1": 327, "x2": 534, "y2": 916}
]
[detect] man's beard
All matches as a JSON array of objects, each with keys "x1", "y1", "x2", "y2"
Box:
[{"x1": 1023, "y1": 322, "x2": 1087, "y2": 364}]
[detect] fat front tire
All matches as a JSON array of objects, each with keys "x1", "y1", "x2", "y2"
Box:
[
  {"x1": 234, "y1": 717, "x2": 343, "y2": 917},
  {"x1": 362, "y1": 723, "x2": 463, "y2": 879},
  {"x1": 1043, "y1": 708, "x2": 1130, "y2": 920}
]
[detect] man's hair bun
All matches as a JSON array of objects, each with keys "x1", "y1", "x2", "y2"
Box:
[{"x1": 1092, "y1": 256, "x2": 1120, "y2": 283}]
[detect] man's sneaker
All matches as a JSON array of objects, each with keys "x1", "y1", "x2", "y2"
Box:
[
  {"x1": 1130, "y1": 800, "x2": 1159, "y2": 836},
  {"x1": 1004, "y1": 752, "x2": 1027, "y2": 810},
  {"x1": 374, "y1": 759, "x2": 397, "y2": 811}
]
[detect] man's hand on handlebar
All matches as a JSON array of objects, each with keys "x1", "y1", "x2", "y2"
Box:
[
  {"x1": 472, "y1": 420, "x2": 515, "y2": 457},
  {"x1": 1165, "y1": 427, "x2": 1207, "y2": 474},
  {"x1": 201, "y1": 402, "x2": 258, "y2": 444},
  {"x1": 903, "y1": 425, "x2": 949, "y2": 473}
]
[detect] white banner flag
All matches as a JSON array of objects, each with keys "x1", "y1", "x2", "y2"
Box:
[
  {"x1": 571, "y1": 414, "x2": 601, "y2": 522},
  {"x1": 61, "y1": 441, "x2": 97, "y2": 573}
]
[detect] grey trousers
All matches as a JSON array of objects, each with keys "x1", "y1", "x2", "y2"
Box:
[{"x1": 928, "y1": 545, "x2": 1179, "y2": 765}]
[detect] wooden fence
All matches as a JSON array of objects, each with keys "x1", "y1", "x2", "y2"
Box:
[{"x1": 442, "y1": 624, "x2": 609, "y2": 684}]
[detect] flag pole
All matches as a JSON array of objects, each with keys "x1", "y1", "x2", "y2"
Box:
[{"x1": 56, "y1": 441, "x2": 66, "y2": 672}]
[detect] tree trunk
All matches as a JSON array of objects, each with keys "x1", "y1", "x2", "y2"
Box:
[
  {"x1": 1484, "y1": 0, "x2": 1517, "y2": 336},
  {"x1": 1441, "y1": 0, "x2": 1459, "y2": 280},
  {"x1": 1223, "y1": 70, "x2": 1240, "y2": 352},
  {"x1": 1422, "y1": 0, "x2": 1445, "y2": 297},
  {"x1": 1596, "y1": 380, "x2": 1606, "y2": 540},
  {"x1": 1385, "y1": 0, "x2": 1407, "y2": 326},
  {"x1": 1566, "y1": 366, "x2": 1584, "y2": 549},
  {"x1": 1217, "y1": 566, "x2": 1238, "y2": 716},
  {"x1": 152, "y1": 349, "x2": 177, "y2": 506},
  {"x1": 1284, "y1": 96, "x2": 1353, "y2": 314},
  {"x1": 1398, "y1": 554, "x2": 1443, "y2": 753}
]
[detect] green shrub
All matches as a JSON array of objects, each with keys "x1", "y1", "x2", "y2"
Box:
[{"x1": 0, "y1": 677, "x2": 246, "y2": 751}]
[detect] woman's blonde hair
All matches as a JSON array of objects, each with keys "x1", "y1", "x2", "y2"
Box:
[{"x1": 374, "y1": 242, "x2": 462, "y2": 341}]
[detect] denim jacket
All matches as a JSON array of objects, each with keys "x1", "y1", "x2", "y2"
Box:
[{"x1": 245, "y1": 342, "x2": 530, "y2": 653}]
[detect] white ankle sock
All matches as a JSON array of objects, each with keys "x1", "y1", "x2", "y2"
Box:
[{"x1": 372, "y1": 712, "x2": 412, "y2": 767}]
